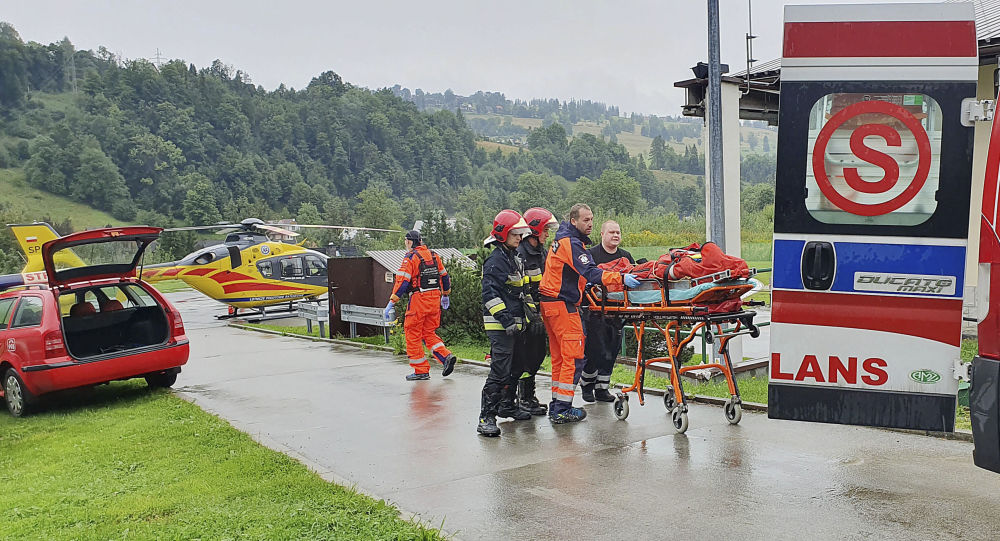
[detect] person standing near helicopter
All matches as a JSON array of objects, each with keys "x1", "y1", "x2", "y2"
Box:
[{"x1": 384, "y1": 230, "x2": 458, "y2": 381}]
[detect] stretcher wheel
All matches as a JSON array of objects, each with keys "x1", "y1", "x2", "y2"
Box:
[
  {"x1": 663, "y1": 387, "x2": 676, "y2": 412},
  {"x1": 614, "y1": 395, "x2": 630, "y2": 420},
  {"x1": 724, "y1": 398, "x2": 742, "y2": 425},
  {"x1": 748, "y1": 324, "x2": 760, "y2": 339},
  {"x1": 671, "y1": 409, "x2": 689, "y2": 433}
]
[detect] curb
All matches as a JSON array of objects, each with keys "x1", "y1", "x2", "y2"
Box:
[{"x1": 229, "y1": 323, "x2": 974, "y2": 441}]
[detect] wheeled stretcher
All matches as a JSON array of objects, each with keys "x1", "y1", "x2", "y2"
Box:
[{"x1": 585, "y1": 268, "x2": 767, "y2": 433}]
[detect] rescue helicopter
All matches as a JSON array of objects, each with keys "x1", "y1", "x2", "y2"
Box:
[
  {"x1": 5, "y1": 219, "x2": 400, "y2": 316},
  {"x1": 142, "y1": 218, "x2": 399, "y2": 314}
]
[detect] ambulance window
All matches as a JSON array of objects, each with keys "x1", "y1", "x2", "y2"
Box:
[
  {"x1": 805, "y1": 93, "x2": 942, "y2": 226},
  {"x1": 0, "y1": 298, "x2": 15, "y2": 328},
  {"x1": 258, "y1": 260, "x2": 273, "y2": 278},
  {"x1": 10, "y1": 296, "x2": 43, "y2": 328},
  {"x1": 280, "y1": 257, "x2": 303, "y2": 278},
  {"x1": 304, "y1": 256, "x2": 326, "y2": 277}
]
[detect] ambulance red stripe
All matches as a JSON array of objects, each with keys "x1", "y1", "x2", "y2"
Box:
[
  {"x1": 772, "y1": 290, "x2": 962, "y2": 346},
  {"x1": 783, "y1": 21, "x2": 977, "y2": 58}
]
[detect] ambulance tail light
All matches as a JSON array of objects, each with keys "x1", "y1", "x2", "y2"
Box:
[{"x1": 44, "y1": 331, "x2": 66, "y2": 359}]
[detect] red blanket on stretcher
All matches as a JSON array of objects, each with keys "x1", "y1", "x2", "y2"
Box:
[{"x1": 597, "y1": 242, "x2": 749, "y2": 282}]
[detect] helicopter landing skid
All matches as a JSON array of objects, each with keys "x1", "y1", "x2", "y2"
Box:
[{"x1": 218, "y1": 301, "x2": 300, "y2": 322}]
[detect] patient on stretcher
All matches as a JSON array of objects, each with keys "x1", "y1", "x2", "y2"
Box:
[{"x1": 593, "y1": 242, "x2": 759, "y2": 310}]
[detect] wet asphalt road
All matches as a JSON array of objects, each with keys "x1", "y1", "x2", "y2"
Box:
[{"x1": 168, "y1": 291, "x2": 1000, "y2": 540}]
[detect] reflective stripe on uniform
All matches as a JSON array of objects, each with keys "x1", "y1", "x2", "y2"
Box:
[
  {"x1": 429, "y1": 342, "x2": 445, "y2": 351},
  {"x1": 552, "y1": 381, "x2": 575, "y2": 391},
  {"x1": 506, "y1": 274, "x2": 526, "y2": 287},
  {"x1": 525, "y1": 268, "x2": 542, "y2": 282},
  {"x1": 483, "y1": 315, "x2": 523, "y2": 331},
  {"x1": 485, "y1": 297, "x2": 507, "y2": 315},
  {"x1": 398, "y1": 271, "x2": 412, "y2": 279}
]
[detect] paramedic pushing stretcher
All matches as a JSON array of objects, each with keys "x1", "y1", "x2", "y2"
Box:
[
  {"x1": 385, "y1": 230, "x2": 458, "y2": 381},
  {"x1": 538, "y1": 204, "x2": 640, "y2": 423}
]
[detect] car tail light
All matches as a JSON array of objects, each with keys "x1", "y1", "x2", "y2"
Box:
[
  {"x1": 44, "y1": 330, "x2": 66, "y2": 359},
  {"x1": 167, "y1": 308, "x2": 185, "y2": 338}
]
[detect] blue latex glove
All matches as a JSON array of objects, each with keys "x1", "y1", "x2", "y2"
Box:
[
  {"x1": 623, "y1": 273, "x2": 641, "y2": 289},
  {"x1": 441, "y1": 296, "x2": 450, "y2": 310},
  {"x1": 383, "y1": 301, "x2": 396, "y2": 321}
]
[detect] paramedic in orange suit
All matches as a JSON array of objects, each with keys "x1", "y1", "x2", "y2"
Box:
[
  {"x1": 538, "y1": 203, "x2": 640, "y2": 423},
  {"x1": 384, "y1": 230, "x2": 458, "y2": 381}
]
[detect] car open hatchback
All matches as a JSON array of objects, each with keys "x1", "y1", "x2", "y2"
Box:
[{"x1": 0, "y1": 226, "x2": 189, "y2": 417}]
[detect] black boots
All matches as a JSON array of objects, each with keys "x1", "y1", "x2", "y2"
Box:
[
  {"x1": 497, "y1": 385, "x2": 531, "y2": 420},
  {"x1": 477, "y1": 415, "x2": 500, "y2": 437},
  {"x1": 594, "y1": 388, "x2": 616, "y2": 402},
  {"x1": 517, "y1": 377, "x2": 547, "y2": 415},
  {"x1": 581, "y1": 384, "x2": 596, "y2": 403}
]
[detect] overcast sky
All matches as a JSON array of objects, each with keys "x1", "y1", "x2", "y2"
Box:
[{"x1": 5, "y1": 0, "x2": 928, "y2": 116}]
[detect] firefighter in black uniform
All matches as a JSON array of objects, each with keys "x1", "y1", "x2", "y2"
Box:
[
  {"x1": 478, "y1": 209, "x2": 533, "y2": 437},
  {"x1": 514, "y1": 207, "x2": 558, "y2": 416}
]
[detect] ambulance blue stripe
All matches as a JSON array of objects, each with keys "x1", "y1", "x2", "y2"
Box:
[{"x1": 773, "y1": 239, "x2": 965, "y2": 297}]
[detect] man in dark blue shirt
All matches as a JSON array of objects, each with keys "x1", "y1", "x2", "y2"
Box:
[{"x1": 582, "y1": 220, "x2": 634, "y2": 402}]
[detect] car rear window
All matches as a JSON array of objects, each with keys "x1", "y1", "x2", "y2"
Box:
[
  {"x1": 10, "y1": 296, "x2": 44, "y2": 328},
  {"x1": 61, "y1": 284, "x2": 160, "y2": 316}
]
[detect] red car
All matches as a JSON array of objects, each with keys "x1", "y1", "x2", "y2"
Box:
[{"x1": 0, "y1": 227, "x2": 189, "y2": 417}]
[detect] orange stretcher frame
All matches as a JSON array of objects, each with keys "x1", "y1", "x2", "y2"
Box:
[{"x1": 584, "y1": 270, "x2": 764, "y2": 434}]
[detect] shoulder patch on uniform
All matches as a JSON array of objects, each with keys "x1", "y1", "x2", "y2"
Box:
[{"x1": 579, "y1": 253, "x2": 590, "y2": 264}]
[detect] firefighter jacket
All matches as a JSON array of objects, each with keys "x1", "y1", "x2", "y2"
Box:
[
  {"x1": 390, "y1": 245, "x2": 451, "y2": 302},
  {"x1": 539, "y1": 221, "x2": 624, "y2": 306},
  {"x1": 482, "y1": 243, "x2": 528, "y2": 331},
  {"x1": 516, "y1": 237, "x2": 546, "y2": 301}
]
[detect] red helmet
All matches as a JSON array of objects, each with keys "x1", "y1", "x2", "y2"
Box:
[
  {"x1": 523, "y1": 207, "x2": 557, "y2": 237},
  {"x1": 489, "y1": 209, "x2": 531, "y2": 244}
]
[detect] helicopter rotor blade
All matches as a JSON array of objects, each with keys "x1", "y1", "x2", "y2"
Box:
[
  {"x1": 280, "y1": 224, "x2": 404, "y2": 233},
  {"x1": 163, "y1": 224, "x2": 235, "y2": 232},
  {"x1": 256, "y1": 224, "x2": 300, "y2": 237}
]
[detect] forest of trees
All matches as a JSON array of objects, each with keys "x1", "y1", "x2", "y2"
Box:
[{"x1": 0, "y1": 23, "x2": 780, "y2": 268}]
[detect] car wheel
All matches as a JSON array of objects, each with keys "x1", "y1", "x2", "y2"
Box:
[
  {"x1": 144, "y1": 369, "x2": 178, "y2": 389},
  {"x1": 3, "y1": 368, "x2": 32, "y2": 418}
]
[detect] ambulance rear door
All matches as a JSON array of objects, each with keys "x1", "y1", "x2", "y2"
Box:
[{"x1": 769, "y1": 2, "x2": 978, "y2": 431}]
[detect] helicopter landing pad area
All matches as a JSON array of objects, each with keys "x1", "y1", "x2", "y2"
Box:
[{"x1": 167, "y1": 290, "x2": 1000, "y2": 540}]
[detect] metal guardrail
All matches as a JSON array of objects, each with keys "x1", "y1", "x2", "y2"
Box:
[
  {"x1": 297, "y1": 301, "x2": 329, "y2": 338},
  {"x1": 340, "y1": 304, "x2": 391, "y2": 344}
]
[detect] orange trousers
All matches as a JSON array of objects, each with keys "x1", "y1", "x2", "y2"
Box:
[
  {"x1": 540, "y1": 300, "x2": 586, "y2": 414},
  {"x1": 403, "y1": 291, "x2": 452, "y2": 374}
]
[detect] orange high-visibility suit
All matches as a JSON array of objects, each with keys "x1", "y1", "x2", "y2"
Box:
[
  {"x1": 391, "y1": 245, "x2": 453, "y2": 374},
  {"x1": 538, "y1": 221, "x2": 623, "y2": 415}
]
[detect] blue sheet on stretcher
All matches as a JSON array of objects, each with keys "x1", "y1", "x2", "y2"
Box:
[{"x1": 606, "y1": 282, "x2": 718, "y2": 304}]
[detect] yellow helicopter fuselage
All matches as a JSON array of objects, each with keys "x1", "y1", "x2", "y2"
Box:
[{"x1": 142, "y1": 238, "x2": 329, "y2": 309}]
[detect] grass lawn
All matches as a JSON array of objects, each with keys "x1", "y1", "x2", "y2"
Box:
[
  {"x1": 149, "y1": 279, "x2": 191, "y2": 294},
  {"x1": 0, "y1": 381, "x2": 440, "y2": 540},
  {"x1": 474, "y1": 140, "x2": 522, "y2": 156},
  {"x1": 0, "y1": 168, "x2": 133, "y2": 230}
]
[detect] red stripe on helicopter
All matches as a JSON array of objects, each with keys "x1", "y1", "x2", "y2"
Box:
[
  {"x1": 160, "y1": 268, "x2": 183, "y2": 277},
  {"x1": 222, "y1": 282, "x2": 306, "y2": 294},
  {"x1": 184, "y1": 268, "x2": 214, "y2": 277},
  {"x1": 772, "y1": 290, "x2": 962, "y2": 346},
  {"x1": 783, "y1": 21, "x2": 977, "y2": 58},
  {"x1": 209, "y1": 271, "x2": 255, "y2": 284}
]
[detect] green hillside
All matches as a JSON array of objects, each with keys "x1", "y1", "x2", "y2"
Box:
[{"x1": 0, "y1": 168, "x2": 131, "y2": 229}]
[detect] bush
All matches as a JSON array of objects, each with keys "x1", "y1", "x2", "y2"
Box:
[{"x1": 438, "y1": 249, "x2": 488, "y2": 346}]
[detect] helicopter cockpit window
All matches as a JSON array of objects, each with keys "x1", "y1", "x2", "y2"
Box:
[
  {"x1": 258, "y1": 260, "x2": 273, "y2": 278},
  {"x1": 304, "y1": 256, "x2": 326, "y2": 277},
  {"x1": 280, "y1": 257, "x2": 303, "y2": 278},
  {"x1": 193, "y1": 252, "x2": 215, "y2": 265}
]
